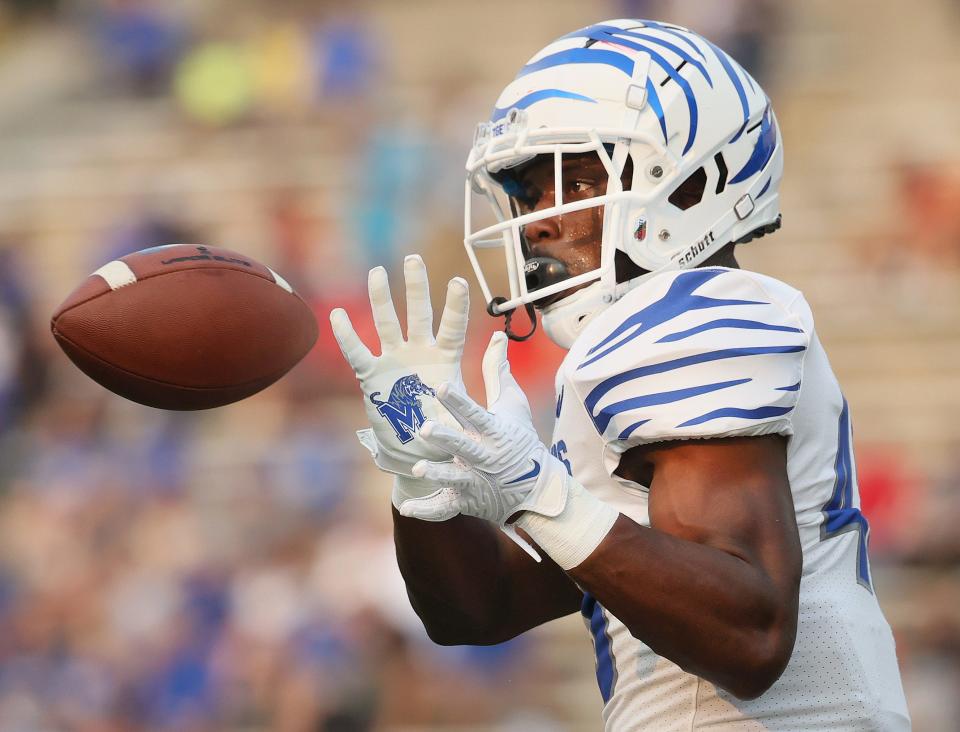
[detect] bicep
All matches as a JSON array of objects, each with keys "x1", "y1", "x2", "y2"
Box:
[{"x1": 622, "y1": 436, "x2": 802, "y2": 584}]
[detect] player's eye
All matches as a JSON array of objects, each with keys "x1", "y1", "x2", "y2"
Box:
[{"x1": 563, "y1": 178, "x2": 601, "y2": 200}]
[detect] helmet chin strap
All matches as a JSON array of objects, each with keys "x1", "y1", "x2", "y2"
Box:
[
  {"x1": 488, "y1": 297, "x2": 538, "y2": 342},
  {"x1": 491, "y1": 254, "x2": 577, "y2": 342}
]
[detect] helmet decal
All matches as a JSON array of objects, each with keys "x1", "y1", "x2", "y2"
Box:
[
  {"x1": 562, "y1": 24, "x2": 715, "y2": 87},
  {"x1": 561, "y1": 24, "x2": 705, "y2": 154},
  {"x1": 516, "y1": 48, "x2": 636, "y2": 78},
  {"x1": 729, "y1": 106, "x2": 777, "y2": 183},
  {"x1": 645, "y1": 77, "x2": 668, "y2": 144},
  {"x1": 491, "y1": 88, "x2": 597, "y2": 122}
]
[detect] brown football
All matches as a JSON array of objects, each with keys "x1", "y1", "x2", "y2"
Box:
[{"x1": 51, "y1": 244, "x2": 318, "y2": 410}]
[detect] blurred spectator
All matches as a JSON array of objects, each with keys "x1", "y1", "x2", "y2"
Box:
[
  {"x1": 94, "y1": 0, "x2": 186, "y2": 96},
  {"x1": 312, "y1": 14, "x2": 379, "y2": 101},
  {"x1": 349, "y1": 119, "x2": 435, "y2": 270},
  {"x1": 249, "y1": 22, "x2": 312, "y2": 117},
  {"x1": 100, "y1": 203, "x2": 202, "y2": 265},
  {"x1": 174, "y1": 41, "x2": 254, "y2": 126},
  {"x1": 856, "y1": 160, "x2": 960, "y2": 318},
  {"x1": 0, "y1": 244, "x2": 47, "y2": 439},
  {"x1": 0, "y1": 0, "x2": 62, "y2": 22},
  {"x1": 855, "y1": 445, "x2": 923, "y2": 555},
  {"x1": 895, "y1": 162, "x2": 960, "y2": 267}
]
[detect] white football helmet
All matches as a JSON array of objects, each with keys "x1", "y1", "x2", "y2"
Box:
[{"x1": 464, "y1": 19, "x2": 784, "y2": 348}]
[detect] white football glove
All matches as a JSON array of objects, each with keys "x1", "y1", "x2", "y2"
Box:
[
  {"x1": 330, "y1": 255, "x2": 467, "y2": 508},
  {"x1": 395, "y1": 332, "x2": 569, "y2": 559}
]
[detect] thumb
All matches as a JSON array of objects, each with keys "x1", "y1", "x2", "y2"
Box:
[
  {"x1": 481, "y1": 331, "x2": 510, "y2": 409},
  {"x1": 481, "y1": 331, "x2": 531, "y2": 421}
]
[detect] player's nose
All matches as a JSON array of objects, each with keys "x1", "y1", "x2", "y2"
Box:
[{"x1": 522, "y1": 213, "x2": 561, "y2": 247}]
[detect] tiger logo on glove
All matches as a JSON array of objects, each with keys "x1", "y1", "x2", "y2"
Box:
[{"x1": 370, "y1": 375, "x2": 436, "y2": 444}]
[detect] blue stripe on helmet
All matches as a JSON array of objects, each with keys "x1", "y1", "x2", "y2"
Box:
[
  {"x1": 562, "y1": 27, "x2": 700, "y2": 154},
  {"x1": 491, "y1": 89, "x2": 597, "y2": 122},
  {"x1": 729, "y1": 107, "x2": 777, "y2": 183},
  {"x1": 677, "y1": 404, "x2": 794, "y2": 428},
  {"x1": 516, "y1": 48, "x2": 635, "y2": 78},
  {"x1": 636, "y1": 20, "x2": 707, "y2": 60},
  {"x1": 705, "y1": 40, "x2": 751, "y2": 142},
  {"x1": 757, "y1": 176, "x2": 772, "y2": 198},
  {"x1": 645, "y1": 77, "x2": 668, "y2": 144},
  {"x1": 607, "y1": 29, "x2": 712, "y2": 87}
]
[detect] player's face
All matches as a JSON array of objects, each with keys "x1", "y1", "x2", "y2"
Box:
[{"x1": 507, "y1": 153, "x2": 613, "y2": 307}]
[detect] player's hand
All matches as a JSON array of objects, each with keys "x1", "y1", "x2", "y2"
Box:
[
  {"x1": 398, "y1": 331, "x2": 571, "y2": 560},
  {"x1": 330, "y1": 255, "x2": 468, "y2": 507}
]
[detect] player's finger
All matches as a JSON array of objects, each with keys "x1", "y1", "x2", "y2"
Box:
[
  {"x1": 435, "y1": 381, "x2": 495, "y2": 432},
  {"x1": 397, "y1": 484, "x2": 461, "y2": 522},
  {"x1": 329, "y1": 308, "x2": 375, "y2": 375},
  {"x1": 481, "y1": 331, "x2": 531, "y2": 420},
  {"x1": 411, "y1": 459, "x2": 474, "y2": 487},
  {"x1": 368, "y1": 266, "x2": 403, "y2": 350},
  {"x1": 419, "y1": 420, "x2": 487, "y2": 463},
  {"x1": 404, "y1": 254, "x2": 434, "y2": 345},
  {"x1": 481, "y1": 331, "x2": 509, "y2": 408},
  {"x1": 436, "y1": 277, "x2": 470, "y2": 356}
]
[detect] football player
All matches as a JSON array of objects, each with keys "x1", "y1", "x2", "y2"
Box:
[{"x1": 331, "y1": 19, "x2": 911, "y2": 730}]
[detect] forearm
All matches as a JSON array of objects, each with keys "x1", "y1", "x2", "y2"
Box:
[
  {"x1": 393, "y1": 507, "x2": 582, "y2": 645},
  {"x1": 393, "y1": 509, "x2": 509, "y2": 643},
  {"x1": 567, "y1": 515, "x2": 797, "y2": 698}
]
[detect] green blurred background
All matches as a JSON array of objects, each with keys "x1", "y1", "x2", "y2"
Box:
[{"x1": 0, "y1": 1, "x2": 958, "y2": 730}]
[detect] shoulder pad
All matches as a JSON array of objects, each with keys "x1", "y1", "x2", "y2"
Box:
[{"x1": 570, "y1": 268, "x2": 810, "y2": 451}]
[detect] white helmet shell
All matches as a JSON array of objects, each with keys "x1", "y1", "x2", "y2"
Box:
[{"x1": 464, "y1": 19, "x2": 783, "y2": 348}]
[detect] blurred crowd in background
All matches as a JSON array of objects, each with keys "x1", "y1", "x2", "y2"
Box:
[{"x1": 0, "y1": 1, "x2": 958, "y2": 730}]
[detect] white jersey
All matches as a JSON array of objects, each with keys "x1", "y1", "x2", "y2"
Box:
[{"x1": 553, "y1": 267, "x2": 910, "y2": 731}]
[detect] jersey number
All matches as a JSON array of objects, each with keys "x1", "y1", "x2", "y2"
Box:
[
  {"x1": 820, "y1": 398, "x2": 872, "y2": 591},
  {"x1": 550, "y1": 440, "x2": 572, "y2": 476}
]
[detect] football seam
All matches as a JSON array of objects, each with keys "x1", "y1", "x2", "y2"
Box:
[
  {"x1": 51, "y1": 326, "x2": 302, "y2": 392},
  {"x1": 52, "y1": 264, "x2": 297, "y2": 322}
]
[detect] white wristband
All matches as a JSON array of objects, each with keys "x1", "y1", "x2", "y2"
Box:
[{"x1": 515, "y1": 478, "x2": 619, "y2": 570}]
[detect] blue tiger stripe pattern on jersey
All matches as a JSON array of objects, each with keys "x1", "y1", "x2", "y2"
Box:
[
  {"x1": 573, "y1": 269, "x2": 808, "y2": 445},
  {"x1": 655, "y1": 317, "x2": 803, "y2": 343},
  {"x1": 580, "y1": 269, "x2": 768, "y2": 369},
  {"x1": 582, "y1": 593, "x2": 616, "y2": 703}
]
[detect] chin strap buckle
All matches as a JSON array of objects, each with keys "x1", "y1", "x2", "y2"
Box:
[{"x1": 488, "y1": 298, "x2": 538, "y2": 342}]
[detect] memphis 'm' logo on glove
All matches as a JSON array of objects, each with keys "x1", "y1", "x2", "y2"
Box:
[{"x1": 370, "y1": 375, "x2": 436, "y2": 444}]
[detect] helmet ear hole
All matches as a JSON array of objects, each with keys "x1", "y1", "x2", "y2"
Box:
[{"x1": 668, "y1": 167, "x2": 707, "y2": 210}]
